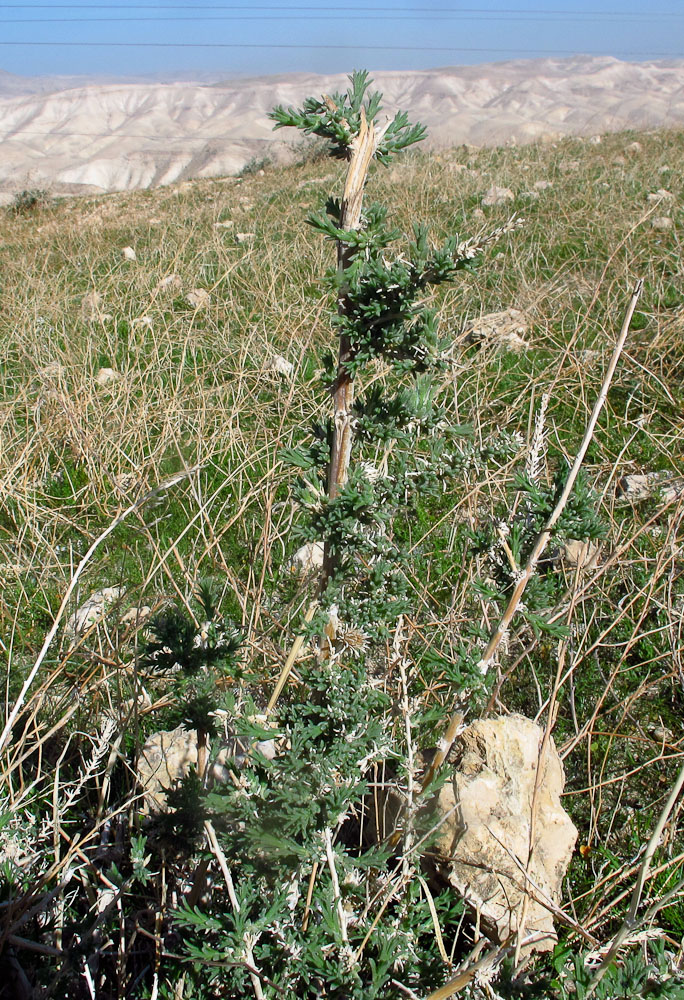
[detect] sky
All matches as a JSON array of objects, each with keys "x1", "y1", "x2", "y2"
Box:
[{"x1": 0, "y1": 0, "x2": 683, "y2": 80}]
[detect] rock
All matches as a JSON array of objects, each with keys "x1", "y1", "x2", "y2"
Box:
[
  {"x1": 652, "y1": 216, "x2": 673, "y2": 231},
  {"x1": 38, "y1": 361, "x2": 66, "y2": 378},
  {"x1": 482, "y1": 185, "x2": 514, "y2": 207},
  {"x1": 156, "y1": 273, "x2": 182, "y2": 291},
  {"x1": 136, "y1": 724, "x2": 276, "y2": 811},
  {"x1": 213, "y1": 219, "x2": 234, "y2": 228},
  {"x1": 112, "y1": 471, "x2": 141, "y2": 493},
  {"x1": 448, "y1": 163, "x2": 478, "y2": 176},
  {"x1": 533, "y1": 180, "x2": 553, "y2": 191},
  {"x1": 95, "y1": 367, "x2": 121, "y2": 386},
  {"x1": 618, "y1": 472, "x2": 684, "y2": 504},
  {"x1": 236, "y1": 231, "x2": 255, "y2": 243},
  {"x1": 82, "y1": 290, "x2": 103, "y2": 320},
  {"x1": 588, "y1": 134, "x2": 602, "y2": 144},
  {"x1": 463, "y1": 308, "x2": 530, "y2": 352},
  {"x1": 290, "y1": 541, "x2": 324, "y2": 575},
  {"x1": 137, "y1": 726, "x2": 227, "y2": 812},
  {"x1": 612, "y1": 155, "x2": 627, "y2": 166},
  {"x1": 429, "y1": 715, "x2": 578, "y2": 954},
  {"x1": 122, "y1": 246, "x2": 137, "y2": 261},
  {"x1": 186, "y1": 288, "x2": 210, "y2": 309},
  {"x1": 647, "y1": 189, "x2": 674, "y2": 203},
  {"x1": 269, "y1": 355, "x2": 294, "y2": 378},
  {"x1": 625, "y1": 141, "x2": 643, "y2": 154},
  {"x1": 120, "y1": 606, "x2": 152, "y2": 627},
  {"x1": 64, "y1": 586, "x2": 124, "y2": 643},
  {"x1": 563, "y1": 539, "x2": 601, "y2": 572}
]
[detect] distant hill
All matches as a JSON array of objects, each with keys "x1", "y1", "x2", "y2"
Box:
[{"x1": 1, "y1": 56, "x2": 683, "y2": 196}]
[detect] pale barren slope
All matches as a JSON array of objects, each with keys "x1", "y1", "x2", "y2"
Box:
[{"x1": 1, "y1": 55, "x2": 683, "y2": 195}]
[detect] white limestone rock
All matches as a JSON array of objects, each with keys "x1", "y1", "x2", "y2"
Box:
[
  {"x1": 269, "y1": 355, "x2": 294, "y2": 378},
  {"x1": 647, "y1": 189, "x2": 674, "y2": 203},
  {"x1": 429, "y1": 714, "x2": 578, "y2": 954},
  {"x1": 290, "y1": 541, "x2": 324, "y2": 575},
  {"x1": 618, "y1": 472, "x2": 684, "y2": 505},
  {"x1": 95, "y1": 367, "x2": 121, "y2": 386},
  {"x1": 562, "y1": 539, "x2": 601, "y2": 572},
  {"x1": 186, "y1": 288, "x2": 211, "y2": 309},
  {"x1": 156, "y1": 273, "x2": 182, "y2": 291},
  {"x1": 482, "y1": 185, "x2": 514, "y2": 206},
  {"x1": 64, "y1": 586, "x2": 124, "y2": 643},
  {"x1": 463, "y1": 308, "x2": 530, "y2": 352}
]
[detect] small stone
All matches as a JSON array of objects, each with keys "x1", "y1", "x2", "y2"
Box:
[
  {"x1": 255, "y1": 739, "x2": 277, "y2": 760},
  {"x1": 236, "y1": 232, "x2": 255, "y2": 243},
  {"x1": 290, "y1": 541, "x2": 324, "y2": 575},
  {"x1": 625, "y1": 141, "x2": 643, "y2": 154},
  {"x1": 612, "y1": 155, "x2": 627, "y2": 166},
  {"x1": 448, "y1": 163, "x2": 477, "y2": 176},
  {"x1": 122, "y1": 246, "x2": 137, "y2": 261},
  {"x1": 95, "y1": 367, "x2": 121, "y2": 386},
  {"x1": 658, "y1": 165, "x2": 672, "y2": 174},
  {"x1": 112, "y1": 471, "x2": 140, "y2": 493},
  {"x1": 120, "y1": 605, "x2": 152, "y2": 626},
  {"x1": 64, "y1": 586, "x2": 124, "y2": 643},
  {"x1": 482, "y1": 185, "x2": 514, "y2": 206},
  {"x1": 213, "y1": 220, "x2": 234, "y2": 229},
  {"x1": 652, "y1": 216, "x2": 673, "y2": 231},
  {"x1": 647, "y1": 189, "x2": 674, "y2": 203},
  {"x1": 463, "y1": 308, "x2": 530, "y2": 352},
  {"x1": 618, "y1": 472, "x2": 684, "y2": 503},
  {"x1": 563, "y1": 539, "x2": 601, "y2": 571},
  {"x1": 533, "y1": 180, "x2": 553, "y2": 191},
  {"x1": 522, "y1": 190, "x2": 539, "y2": 199},
  {"x1": 38, "y1": 361, "x2": 66, "y2": 378},
  {"x1": 132, "y1": 315, "x2": 154, "y2": 328},
  {"x1": 82, "y1": 290, "x2": 103, "y2": 319},
  {"x1": 588, "y1": 134, "x2": 602, "y2": 144},
  {"x1": 662, "y1": 480, "x2": 684, "y2": 504},
  {"x1": 186, "y1": 288, "x2": 211, "y2": 309},
  {"x1": 156, "y1": 273, "x2": 182, "y2": 291},
  {"x1": 136, "y1": 726, "x2": 230, "y2": 812},
  {"x1": 472, "y1": 207, "x2": 486, "y2": 219},
  {"x1": 270, "y1": 355, "x2": 294, "y2": 378}
]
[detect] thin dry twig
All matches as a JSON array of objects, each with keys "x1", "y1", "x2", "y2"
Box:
[{"x1": 421, "y1": 278, "x2": 643, "y2": 792}]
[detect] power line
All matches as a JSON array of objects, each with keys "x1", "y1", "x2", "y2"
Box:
[
  {"x1": 0, "y1": 3, "x2": 683, "y2": 12},
  {"x1": 0, "y1": 42, "x2": 681, "y2": 55},
  {"x1": 1, "y1": 11, "x2": 681, "y2": 21}
]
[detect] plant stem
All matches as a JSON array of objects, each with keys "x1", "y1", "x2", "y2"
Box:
[{"x1": 322, "y1": 106, "x2": 389, "y2": 589}]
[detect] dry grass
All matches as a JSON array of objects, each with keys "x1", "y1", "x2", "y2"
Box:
[{"x1": 0, "y1": 125, "x2": 683, "y2": 995}]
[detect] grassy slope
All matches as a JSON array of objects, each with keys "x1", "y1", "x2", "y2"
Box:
[{"x1": 1, "y1": 127, "x2": 683, "y2": 985}]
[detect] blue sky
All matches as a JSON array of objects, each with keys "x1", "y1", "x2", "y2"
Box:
[{"x1": 1, "y1": 1, "x2": 683, "y2": 79}]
